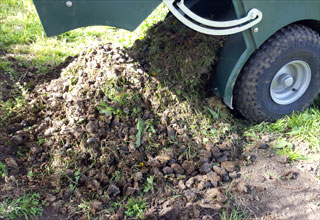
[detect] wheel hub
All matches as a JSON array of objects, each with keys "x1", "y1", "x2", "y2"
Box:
[
  {"x1": 280, "y1": 74, "x2": 294, "y2": 87},
  {"x1": 270, "y1": 60, "x2": 311, "y2": 105}
]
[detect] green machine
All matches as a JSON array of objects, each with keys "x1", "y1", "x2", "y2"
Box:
[{"x1": 33, "y1": 0, "x2": 320, "y2": 122}]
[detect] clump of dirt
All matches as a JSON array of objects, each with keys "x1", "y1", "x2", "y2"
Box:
[{"x1": 0, "y1": 16, "x2": 244, "y2": 220}]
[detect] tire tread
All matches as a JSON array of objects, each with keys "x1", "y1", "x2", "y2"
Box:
[{"x1": 234, "y1": 24, "x2": 320, "y2": 122}]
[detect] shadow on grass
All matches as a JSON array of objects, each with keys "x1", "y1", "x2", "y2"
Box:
[
  {"x1": 127, "y1": 15, "x2": 225, "y2": 102},
  {"x1": 125, "y1": 15, "x2": 238, "y2": 132},
  {"x1": 0, "y1": 49, "x2": 75, "y2": 101}
]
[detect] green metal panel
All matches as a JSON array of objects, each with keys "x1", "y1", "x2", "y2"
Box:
[
  {"x1": 214, "y1": 0, "x2": 320, "y2": 108},
  {"x1": 212, "y1": 0, "x2": 257, "y2": 108},
  {"x1": 243, "y1": 0, "x2": 320, "y2": 48},
  {"x1": 33, "y1": 0, "x2": 161, "y2": 37}
]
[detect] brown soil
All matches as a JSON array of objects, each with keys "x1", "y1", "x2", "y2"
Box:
[
  {"x1": 0, "y1": 67, "x2": 14, "y2": 101},
  {"x1": 233, "y1": 147, "x2": 320, "y2": 220}
]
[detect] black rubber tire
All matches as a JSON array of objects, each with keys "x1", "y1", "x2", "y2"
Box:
[{"x1": 234, "y1": 24, "x2": 320, "y2": 122}]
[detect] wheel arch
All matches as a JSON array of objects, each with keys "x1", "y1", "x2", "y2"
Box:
[
  {"x1": 212, "y1": 19, "x2": 320, "y2": 109},
  {"x1": 294, "y1": 20, "x2": 320, "y2": 35}
]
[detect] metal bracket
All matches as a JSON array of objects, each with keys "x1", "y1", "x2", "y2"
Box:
[{"x1": 163, "y1": 0, "x2": 263, "y2": 35}]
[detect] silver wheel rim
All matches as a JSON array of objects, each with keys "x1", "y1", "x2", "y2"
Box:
[{"x1": 270, "y1": 60, "x2": 311, "y2": 105}]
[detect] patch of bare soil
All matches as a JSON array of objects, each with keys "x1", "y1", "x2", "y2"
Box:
[
  {"x1": 13, "y1": 206, "x2": 65, "y2": 220},
  {"x1": 233, "y1": 146, "x2": 320, "y2": 220}
]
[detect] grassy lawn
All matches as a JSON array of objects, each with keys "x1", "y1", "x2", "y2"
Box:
[
  {"x1": 0, "y1": 0, "x2": 168, "y2": 78},
  {"x1": 1, "y1": 0, "x2": 320, "y2": 219},
  {"x1": 244, "y1": 109, "x2": 320, "y2": 161},
  {"x1": 0, "y1": 193, "x2": 43, "y2": 220}
]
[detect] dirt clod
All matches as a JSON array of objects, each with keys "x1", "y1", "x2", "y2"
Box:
[
  {"x1": 237, "y1": 181, "x2": 248, "y2": 194},
  {"x1": 221, "y1": 161, "x2": 235, "y2": 172},
  {"x1": 200, "y1": 163, "x2": 212, "y2": 174},
  {"x1": 182, "y1": 161, "x2": 196, "y2": 175},
  {"x1": 5, "y1": 156, "x2": 18, "y2": 168},
  {"x1": 91, "y1": 200, "x2": 103, "y2": 212},
  {"x1": 275, "y1": 155, "x2": 289, "y2": 164},
  {"x1": 171, "y1": 163, "x2": 184, "y2": 174},
  {"x1": 163, "y1": 166, "x2": 174, "y2": 175},
  {"x1": 107, "y1": 184, "x2": 120, "y2": 196},
  {"x1": 259, "y1": 143, "x2": 270, "y2": 149},
  {"x1": 184, "y1": 190, "x2": 198, "y2": 202},
  {"x1": 212, "y1": 166, "x2": 227, "y2": 176}
]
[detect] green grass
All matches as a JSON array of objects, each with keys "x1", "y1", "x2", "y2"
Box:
[
  {"x1": 0, "y1": 93, "x2": 26, "y2": 126},
  {"x1": 250, "y1": 108, "x2": 320, "y2": 150},
  {"x1": 0, "y1": 162, "x2": 7, "y2": 178},
  {"x1": 243, "y1": 102, "x2": 320, "y2": 161},
  {"x1": 78, "y1": 200, "x2": 92, "y2": 219},
  {"x1": 273, "y1": 138, "x2": 308, "y2": 161},
  {"x1": 0, "y1": 193, "x2": 44, "y2": 220},
  {"x1": 143, "y1": 175, "x2": 155, "y2": 193},
  {"x1": 280, "y1": 109, "x2": 320, "y2": 149},
  {"x1": 221, "y1": 207, "x2": 251, "y2": 220},
  {"x1": 124, "y1": 198, "x2": 146, "y2": 219},
  {"x1": 221, "y1": 186, "x2": 251, "y2": 220},
  {"x1": 0, "y1": 0, "x2": 168, "y2": 78}
]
